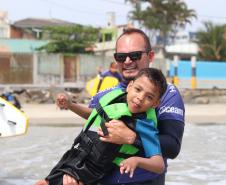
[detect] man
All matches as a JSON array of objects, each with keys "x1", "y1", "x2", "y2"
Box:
[{"x1": 56, "y1": 28, "x2": 185, "y2": 185}]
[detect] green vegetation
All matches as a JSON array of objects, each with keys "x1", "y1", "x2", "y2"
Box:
[
  {"x1": 197, "y1": 22, "x2": 226, "y2": 61},
  {"x1": 196, "y1": 22, "x2": 226, "y2": 62},
  {"x1": 39, "y1": 25, "x2": 99, "y2": 54}
]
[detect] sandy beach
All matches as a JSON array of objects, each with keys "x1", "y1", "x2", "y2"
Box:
[{"x1": 22, "y1": 103, "x2": 226, "y2": 126}]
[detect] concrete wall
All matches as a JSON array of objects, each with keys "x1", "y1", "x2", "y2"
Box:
[
  {"x1": 169, "y1": 60, "x2": 226, "y2": 79},
  {"x1": 169, "y1": 60, "x2": 226, "y2": 89}
]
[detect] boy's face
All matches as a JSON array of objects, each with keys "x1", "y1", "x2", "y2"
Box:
[{"x1": 126, "y1": 75, "x2": 160, "y2": 113}]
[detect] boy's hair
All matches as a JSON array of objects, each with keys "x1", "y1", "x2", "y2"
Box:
[
  {"x1": 134, "y1": 68, "x2": 167, "y2": 98},
  {"x1": 116, "y1": 28, "x2": 152, "y2": 52}
]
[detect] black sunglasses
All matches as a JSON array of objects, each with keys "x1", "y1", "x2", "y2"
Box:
[{"x1": 114, "y1": 51, "x2": 149, "y2": 63}]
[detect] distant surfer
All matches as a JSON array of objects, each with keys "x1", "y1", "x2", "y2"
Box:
[
  {"x1": 101, "y1": 62, "x2": 123, "y2": 82},
  {"x1": 0, "y1": 86, "x2": 26, "y2": 110}
]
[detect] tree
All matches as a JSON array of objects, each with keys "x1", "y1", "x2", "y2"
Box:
[
  {"x1": 196, "y1": 22, "x2": 226, "y2": 61},
  {"x1": 39, "y1": 25, "x2": 99, "y2": 54},
  {"x1": 126, "y1": 0, "x2": 196, "y2": 45}
]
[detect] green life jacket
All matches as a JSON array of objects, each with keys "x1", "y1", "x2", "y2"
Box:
[
  {"x1": 83, "y1": 88, "x2": 157, "y2": 166},
  {"x1": 46, "y1": 89, "x2": 157, "y2": 185}
]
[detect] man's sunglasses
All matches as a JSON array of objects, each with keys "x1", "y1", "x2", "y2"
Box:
[{"x1": 114, "y1": 51, "x2": 149, "y2": 63}]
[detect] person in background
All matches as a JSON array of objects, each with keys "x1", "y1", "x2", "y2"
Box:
[
  {"x1": 0, "y1": 86, "x2": 25, "y2": 110},
  {"x1": 55, "y1": 28, "x2": 185, "y2": 185},
  {"x1": 101, "y1": 62, "x2": 123, "y2": 82},
  {"x1": 96, "y1": 66, "x2": 103, "y2": 77}
]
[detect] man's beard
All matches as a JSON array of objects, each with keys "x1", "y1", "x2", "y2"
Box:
[{"x1": 122, "y1": 76, "x2": 135, "y2": 82}]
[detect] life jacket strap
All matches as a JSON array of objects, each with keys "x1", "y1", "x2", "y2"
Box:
[
  {"x1": 95, "y1": 103, "x2": 111, "y2": 122},
  {"x1": 95, "y1": 103, "x2": 112, "y2": 136}
]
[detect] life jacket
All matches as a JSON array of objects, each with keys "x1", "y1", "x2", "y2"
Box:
[{"x1": 46, "y1": 89, "x2": 157, "y2": 185}]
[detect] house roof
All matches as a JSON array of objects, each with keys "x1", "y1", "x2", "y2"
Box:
[
  {"x1": 0, "y1": 39, "x2": 49, "y2": 53},
  {"x1": 13, "y1": 18, "x2": 76, "y2": 28}
]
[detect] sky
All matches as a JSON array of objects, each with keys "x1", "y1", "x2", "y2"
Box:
[{"x1": 1, "y1": 0, "x2": 226, "y2": 32}]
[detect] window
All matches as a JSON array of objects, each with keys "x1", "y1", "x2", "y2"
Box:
[{"x1": 105, "y1": 33, "x2": 112, "y2": 41}]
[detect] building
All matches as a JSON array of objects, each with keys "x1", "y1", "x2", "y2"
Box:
[
  {"x1": 0, "y1": 11, "x2": 10, "y2": 38},
  {"x1": 165, "y1": 31, "x2": 198, "y2": 60},
  {"x1": 0, "y1": 38, "x2": 49, "y2": 84},
  {"x1": 92, "y1": 12, "x2": 134, "y2": 56},
  {"x1": 11, "y1": 17, "x2": 76, "y2": 39}
]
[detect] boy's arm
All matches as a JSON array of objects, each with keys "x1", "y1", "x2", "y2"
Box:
[
  {"x1": 68, "y1": 102, "x2": 91, "y2": 120},
  {"x1": 120, "y1": 155, "x2": 165, "y2": 177}
]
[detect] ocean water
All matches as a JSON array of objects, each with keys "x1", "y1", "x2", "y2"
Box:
[{"x1": 0, "y1": 124, "x2": 226, "y2": 185}]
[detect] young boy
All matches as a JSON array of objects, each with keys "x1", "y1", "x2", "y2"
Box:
[{"x1": 35, "y1": 68, "x2": 167, "y2": 185}]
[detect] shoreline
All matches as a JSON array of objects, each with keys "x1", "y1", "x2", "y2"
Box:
[
  {"x1": 22, "y1": 103, "x2": 226, "y2": 126},
  {"x1": 185, "y1": 104, "x2": 226, "y2": 124}
]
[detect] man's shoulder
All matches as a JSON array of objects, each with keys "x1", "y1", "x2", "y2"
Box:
[{"x1": 162, "y1": 83, "x2": 183, "y2": 101}]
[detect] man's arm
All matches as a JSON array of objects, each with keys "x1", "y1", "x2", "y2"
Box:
[
  {"x1": 98, "y1": 119, "x2": 184, "y2": 159},
  {"x1": 157, "y1": 119, "x2": 184, "y2": 159}
]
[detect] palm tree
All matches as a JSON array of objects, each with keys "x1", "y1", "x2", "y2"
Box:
[
  {"x1": 196, "y1": 22, "x2": 226, "y2": 61},
  {"x1": 126, "y1": 0, "x2": 143, "y2": 27},
  {"x1": 126, "y1": 0, "x2": 196, "y2": 45}
]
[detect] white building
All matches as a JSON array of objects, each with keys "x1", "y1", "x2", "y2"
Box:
[
  {"x1": 165, "y1": 31, "x2": 198, "y2": 60},
  {"x1": 0, "y1": 11, "x2": 10, "y2": 38}
]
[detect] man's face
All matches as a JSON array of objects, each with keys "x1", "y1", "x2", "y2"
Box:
[
  {"x1": 115, "y1": 33, "x2": 154, "y2": 81},
  {"x1": 126, "y1": 75, "x2": 160, "y2": 113}
]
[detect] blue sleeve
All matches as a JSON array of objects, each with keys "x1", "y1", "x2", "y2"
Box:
[{"x1": 156, "y1": 84, "x2": 185, "y2": 122}]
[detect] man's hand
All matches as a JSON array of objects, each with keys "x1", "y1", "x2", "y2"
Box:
[
  {"x1": 63, "y1": 174, "x2": 84, "y2": 185},
  {"x1": 97, "y1": 120, "x2": 136, "y2": 145}
]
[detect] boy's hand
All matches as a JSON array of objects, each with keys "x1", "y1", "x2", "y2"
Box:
[
  {"x1": 56, "y1": 93, "x2": 72, "y2": 109},
  {"x1": 120, "y1": 157, "x2": 138, "y2": 178}
]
